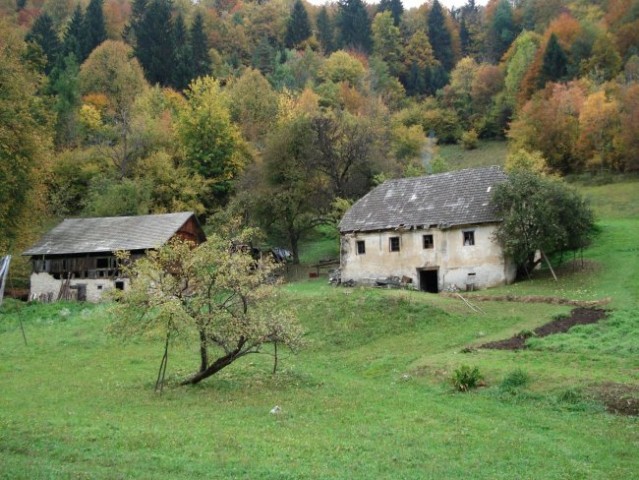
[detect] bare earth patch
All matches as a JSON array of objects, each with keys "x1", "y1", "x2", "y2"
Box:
[
  {"x1": 591, "y1": 382, "x2": 639, "y2": 416},
  {"x1": 480, "y1": 308, "x2": 608, "y2": 350}
]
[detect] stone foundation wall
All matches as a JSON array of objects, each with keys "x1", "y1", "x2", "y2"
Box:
[{"x1": 29, "y1": 272, "x2": 129, "y2": 303}]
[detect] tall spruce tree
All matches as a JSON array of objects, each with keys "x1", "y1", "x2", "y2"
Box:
[
  {"x1": 316, "y1": 6, "x2": 334, "y2": 54},
  {"x1": 427, "y1": 0, "x2": 454, "y2": 71},
  {"x1": 190, "y1": 12, "x2": 211, "y2": 79},
  {"x1": 81, "y1": 0, "x2": 107, "y2": 60},
  {"x1": 458, "y1": 0, "x2": 480, "y2": 57},
  {"x1": 378, "y1": 0, "x2": 403, "y2": 26},
  {"x1": 123, "y1": 0, "x2": 146, "y2": 45},
  {"x1": 133, "y1": 0, "x2": 175, "y2": 86},
  {"x1": 48, "y1": 54, "x2": 81, "y2": 148},
  {"x1": 172, "y1": 14, "x2": 193, "y2": 90},
  {"x1": 487, "y1": 0, "x2": 516, "y2": 63},
  {"x1": 252, "y1": 37, "x2": 276, "y2": 76},
  {"x1": 538, "y1": 33, "x2": 568, "y2": 87},
  {"x1": 26, "y1": 12, "x2": 60, "y2": 74},
  {"x1": 336, "y1": 0, "x2": 372, "y2": 53},
  {"x1": 285, "y1": 0, "x2": 312, "y2": 49},
  {"x1": 62, "y1": 4, "x2": 84, "y2": 62}
]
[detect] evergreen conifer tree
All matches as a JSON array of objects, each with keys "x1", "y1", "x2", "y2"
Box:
[
  {"x1": 62, "y1": 4, "x2": 84, "y2": 62},
  {"x1": 123, "y1": 0, "x2": 146, "y2": 45},
  {"x1": 26, "y1": 12, "x2": 60, "y2": 74},
  {"x1": 378, "y1": 0, "x2": 403, "y2": 26},
  {"x1": 172, "y1": 14, "x2": 193, "y2": 90},
  {"x1": 404, "y1": 61, "x2": 425, "y2": 96},
  {"x1": 133, "y1": 0, "x2": 175, "y2": 86},
  {"x1": 81, "y1": 0, "x2": 107, "y2": 60},
  {"x1": 336, "y1": 0, "x2": 372, "y2": 53},
  {"x1": 459, "y1": 18, "x2": 470, "y2": 56},
  {"x1": 253, "y1": 38, "x2": 276, "y2": 76},
  {"x1": 427, "y1": 0, "x2": 454, "y2": 71},
  {"x1": 285, "y1": 0, "x2": 312, "y2": 49},
  {"x1": 538, "y1": 33, "x2": 568, "y2": 87},
  {"x1": 459, "y1": 0, "x2": 481, "y2": 58},
  {"x1": 487, "y1": 0, "x2": 516, "y2": 62},
  {"x1": 316, "y1": 6, "x2": 334, "y2": 54},
  {"x1": 190, "y1": 12, "x2": 211, "y2": 79},
  {"x1": 48, "y1": 55, "x2": 81, "y2": 148}
]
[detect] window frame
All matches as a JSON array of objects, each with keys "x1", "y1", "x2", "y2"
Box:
[
  {"x1": 463, "y1": 230, "x2": 475, "y2": 246},
  {"x1": 423, "y1": 234, "x2": 434, "y2": 249},
  {"x1": 356, "y1": 240, "x2": 366, "y2": 255},
  {"x1": 389, "y1": 236, "x2": 401, "y2": 252}
]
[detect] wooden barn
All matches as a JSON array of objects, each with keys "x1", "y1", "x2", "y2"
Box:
[{"x1": 23, "y1": 212, "x2": 205, "y2": 302}]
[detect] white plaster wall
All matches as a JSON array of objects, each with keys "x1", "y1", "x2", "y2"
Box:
[
  {"x1": 340, "y1": 224, "x2": 516, "y2": 290},
  {"x1": 30, "y1": 272, "x2": 129, "y2": 302}
]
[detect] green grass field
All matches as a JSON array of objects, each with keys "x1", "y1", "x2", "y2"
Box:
[
  {"x1": 1, "y1": 178, "x2": 637, "y2": 479},
  {"x1": 438, "y1": 140, "x2": 508, "y2": 171}
]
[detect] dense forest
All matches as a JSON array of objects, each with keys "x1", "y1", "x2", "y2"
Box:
[{"x1": 1, "y1": 0, "x2": 638, "y2": 261}]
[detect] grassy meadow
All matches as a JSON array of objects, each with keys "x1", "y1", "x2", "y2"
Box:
[{"x1": 1, "y1": 177, "x2": 638, "y2": 479}]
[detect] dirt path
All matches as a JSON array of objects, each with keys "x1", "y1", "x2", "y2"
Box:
[{"x1": 480, "y1": 308, "x2": 608, "y2": 350}]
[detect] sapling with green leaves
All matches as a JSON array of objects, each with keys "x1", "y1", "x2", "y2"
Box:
[{"x1": 110, "y1": 230, "x2": 303, "y2": 387}]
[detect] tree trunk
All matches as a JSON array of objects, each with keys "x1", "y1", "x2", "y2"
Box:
[
  {"x1": 288, "y1": 229, "x2": 300, "y2": 264},
  {"x1": 198, "y1": 327, "x2": 208, "y2": 373},
  {"x1": 181, "y1": 339, "x2": 247, "y2": 385}
]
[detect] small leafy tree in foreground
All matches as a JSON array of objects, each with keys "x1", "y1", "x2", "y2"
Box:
[
  {"x1": 491, "y1": 170, "x2": 595, "y2": 278},
  {"x1": 110, "y1": 232, "x2": 304, "y2": 387}
]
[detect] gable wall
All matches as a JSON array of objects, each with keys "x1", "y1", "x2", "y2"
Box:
[
  {"x1": 176, "y1": 217, "x2": 206, "y2": 244},
  {"x1": 340, "y1": 224, "x2": 516, "y2": 290}
]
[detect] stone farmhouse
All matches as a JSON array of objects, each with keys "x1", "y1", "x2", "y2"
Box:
[
  {"x1": 338, "y1": 166, "x2": 516, "y2": 292},
  {"x1": 23, "y1": 212, "x2": 205, "y2": 302}
]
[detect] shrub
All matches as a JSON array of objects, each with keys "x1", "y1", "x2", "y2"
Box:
[
  {"x1": 461, "y1": 129, "x2": 479, "y2": 150},
  {"x1": 500, "y1": 368, "x2": 530, "y2": 391},
  {"x1": 452, "y1": 365, "x2": 483, "y2": 392}
]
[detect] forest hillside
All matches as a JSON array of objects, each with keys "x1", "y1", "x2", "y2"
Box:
[{"x1": 2, "y1": 0, "x2": 638, "y2": 264}]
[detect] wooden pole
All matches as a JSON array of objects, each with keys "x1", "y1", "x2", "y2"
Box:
[{"x1": 541, "y1": 249, "x2": 558, "y2": 282}]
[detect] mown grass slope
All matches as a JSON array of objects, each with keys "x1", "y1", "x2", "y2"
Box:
[{"x1": 0, "y1": 178, "x2": 637, "y2": 479}]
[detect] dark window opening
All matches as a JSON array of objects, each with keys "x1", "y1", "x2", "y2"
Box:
[
  {"x1": 96, "y1": 258, "x2": 109, "y2": 269},
  {"x1": 115, "y1": 281, "x2": 125, "y2": 290},
  {"x1": 389, "y1": 237, "x2": 400, "y2": 252},
  {"x1": 463, "y1": 231, "x2": 475, "y2": 246},
  {"x1": 356, "y1": 240, "x2": 366, "y2": 255},
  {"x1": 423, "y1": 234, "x2": 434, "y2": 249}
]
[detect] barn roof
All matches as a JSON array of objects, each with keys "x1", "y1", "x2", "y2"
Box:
[
  {"x1": 24, "y1": 212, "x2": 200, "y2": 256},
  {"x1": 339, "y1": 166, "x2": 507, "y2": 233}
]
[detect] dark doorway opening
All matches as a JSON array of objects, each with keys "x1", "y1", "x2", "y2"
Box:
[
  {"x1": 76, "y1": 284, "x2": 87, "y2": 301},
  {"x1": 419, "y1": 269, "x2": 438, "y2": 293}
]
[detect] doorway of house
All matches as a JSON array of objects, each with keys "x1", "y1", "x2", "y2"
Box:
[{"x1": 419, "y1": 269, "x2": 438, "y2": 293}]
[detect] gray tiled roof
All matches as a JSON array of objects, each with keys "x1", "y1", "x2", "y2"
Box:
[
  {"x1": 339, "y1": 166, "x2": 507, "y2": 233},
  {"x1": 24, "y1": 212, "x2": 197, "y2": 256}
]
